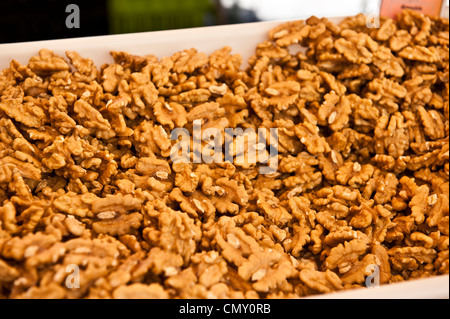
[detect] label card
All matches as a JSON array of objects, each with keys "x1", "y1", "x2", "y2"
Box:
[{"x1": 380, "y1": 0, "x2": 444, "y2": 18}]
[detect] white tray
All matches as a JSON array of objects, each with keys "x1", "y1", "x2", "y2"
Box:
[
  {"x1": 308, "y1": 274, "x2": 449, "y2": 299},
  {"x1": 0, "y1": 19, "x2": 448, "y2": 300},
  {"x1": 0, "y1": 20, "x2": 287, "y2": 70}
]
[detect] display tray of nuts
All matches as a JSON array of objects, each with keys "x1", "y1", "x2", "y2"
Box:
[{"x1": 0, "y1": 10, "x2": 448, "y2": 299}]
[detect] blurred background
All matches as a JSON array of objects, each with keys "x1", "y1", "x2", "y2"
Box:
[{"x1": 0, "y1": 0, "x2": 447, "y2": 43}]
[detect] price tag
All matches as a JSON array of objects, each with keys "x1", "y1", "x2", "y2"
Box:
[
  {"x1": 440, "y1": 0, "x2": 449, "y2": 18},
  {"x1": 380, "y1": 0, "x2": 444, "y2": 19}
]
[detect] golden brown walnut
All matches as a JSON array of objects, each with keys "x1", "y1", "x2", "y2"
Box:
[
  {"x1": 374, "y1": 113, "x2": 410, "y2": 158},
  {"x1": 156, "y1": 210, "x2": 201, "y2": 264},
  {"x1": 73, "y1": 99, "x2": 116, "y2": 139},
  {"x1": 153, "y1": 100, "x2": 187, "y2": 130},
  {"x1": 296, "y1": 69, "x2": 325, "y2": 102},
  {"x1": 299, "y1": 268, "x2": 343, "y2": 294},
  {"x1": 190, "y1": 251, "x2": 228, "y2": 288},
  {"x1": 92, "y1": 212, "x2": 143, "y2": 236},
  {"x1": 279, "y1": 152, "x2": 322, "y2": 190},
  {"x1": 133, "y1": 121, "x2": 172, "y2": 158},
  {"x1": 334, "y1": 30, "x2": 378, "y2": 64},
  {"x1": 172, "y1": 163, "x2": 198, "y2": 192},
  {"x1": 210, "y1": 178, "x2": 249, "y2": 215},
  {"x1": 388, "y1": 246, "x2": 437, "y2": 271},
  {"x1": 264, "y1": 81, "x2": 300, "y2": 110},
  {"x1": 27, "y1": 49, "x2": 70, "y2": 75},
  {"x1": 113, "y1": 283, "x2": 169, "y2": 299},
  {"x1": 256, "y1": 190, "x2": 292, "y2": 227},
  {"x1": 186, "y1": 101, "x2": 229, "y2": 133},
  {"x1": 171, "y1": 48, "x2": 208, "y2": 74},
  {"x1": 0, "y1": 95, "x2": 46, "y2": 128},
  {"x1": 52, "y1": 192, "x2": 98, "y2": 218},
  {"x1": 417, "y1": 106, "x2": 446, "y2": 141},
  {"x1": 216, "y1": 92, "x2": 248, "y2": 128},
  {"x1": 399, "y1": 46, "x2": 441, "y2": 63},
  {"x1": 375, "y1": 18, "x2": 397, "y2": 41},
  {"x1": 409, "y1": 184, "x2": 429, "y2": 224},
  {"x1": 335, "y1": 161, "x2": 375, "y2": 188},
  {"x1": 295, "y1": 122, "x2": 331, "y2": 154},
  {"x1": 365, "y1": 78, "x2": 407, "y2": 114},
  {"x1": 169, "y1": 188, "x2": 215, "y2": 219},
  {"x1": 0, "y1": 259, "x2": 19, "y2": 282},
  {"x1": 363, "y1": 172, "x2": 399, "y2": 205},
  {"x1": 66, "y1": 51, "x2": 98, "y2": 83},
  {"x1": 271, "y1": 21, "x2": 311, "y2": 47},
  {"x1": 324, "y1": 239, "x2": 368, "y2": 273},
  {"x1": 428, "y1": 194, "x2": 449, "y2": 228}
]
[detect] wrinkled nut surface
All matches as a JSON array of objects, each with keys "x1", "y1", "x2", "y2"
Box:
[{"x1": 0, "y1": 9, "x2": 448, "y2": 299}]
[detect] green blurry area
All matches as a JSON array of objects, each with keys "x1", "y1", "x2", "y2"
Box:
[
  {"x1": 0, "y1": 0, "x2": 257, "y2": 43},
  {"x1": 107, "y1": 0, "x2": 216, "y2": 34}
]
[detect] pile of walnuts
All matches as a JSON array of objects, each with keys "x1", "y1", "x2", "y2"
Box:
[{"x1": 0, "y1": 9, "x2": 448, "y2": 298}]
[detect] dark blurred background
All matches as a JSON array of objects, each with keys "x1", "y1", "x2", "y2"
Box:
[
  {"x1": 0, "y1": 0, "x2": 261, "y2": 43},
  {"x1": 1, "y1": 0, "x2": 416, "y2": 44}
]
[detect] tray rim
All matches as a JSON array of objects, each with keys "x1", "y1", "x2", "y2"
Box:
[{"x1": 0, "y1": 17, "x2": 349, "y2": 69}]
